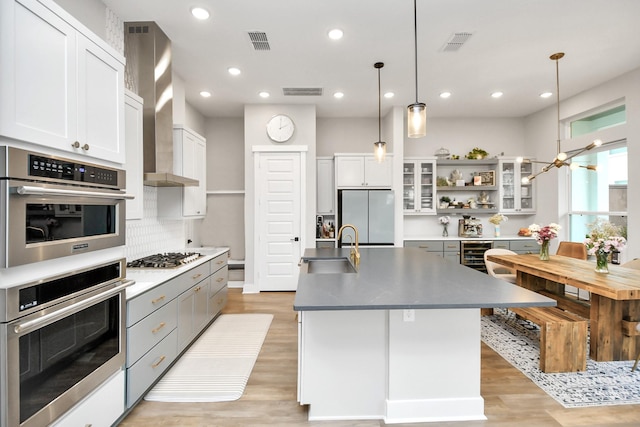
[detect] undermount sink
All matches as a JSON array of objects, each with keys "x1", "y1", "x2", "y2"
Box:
[{"x1": 305, "y1": 258, "x2": 357, "y2": 274}]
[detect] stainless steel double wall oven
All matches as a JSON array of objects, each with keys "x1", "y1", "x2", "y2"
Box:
[
  {"x1": 0, "y1": 146, "x2": 129, "y2": 268},
  {"x1": 0, "y1": 147, "x2": 132, "y2": 427}
]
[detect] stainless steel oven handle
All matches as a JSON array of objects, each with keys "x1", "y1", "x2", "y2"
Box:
[
  {"x1": 14, "y1": 185, "x2": 135, "y2": 200},
  {"x1": 13, "y1": 280, "x2": 132, "y2": 334}
]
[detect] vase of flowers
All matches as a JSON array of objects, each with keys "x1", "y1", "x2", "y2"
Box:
[
  {"x1": 439, "y1": 216, "x2": 450, "y2": 237},
  {"x1": 489, "y1": 213, "x2": 508, "y2": 237},
  {"x1": 584, "y1": 219, "x2": 626, "y2": 274},
  {"x1": 528, "y1": 223, "x2": 561, "y2": 261}
]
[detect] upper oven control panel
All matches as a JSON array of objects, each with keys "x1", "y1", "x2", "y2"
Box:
[
  {"x1": 29, "y1": 154, "x2": 119, "y2": 186},
  {"x1": 0, "y1": 147, "x2": 125, "y2": 189}
]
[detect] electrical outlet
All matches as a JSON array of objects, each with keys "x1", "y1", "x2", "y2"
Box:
[{"x1": 403, "y1": 309, "x2": 415, "y2": 322}]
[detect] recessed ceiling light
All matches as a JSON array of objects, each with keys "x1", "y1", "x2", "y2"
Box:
[
  {"x1": 440, "y1": 92, "x2": 451, "y2": 99},
  {"x1": 190, "y1": 7, "x2": 210, "y2": 20},
  {"x1": 199, "y1": 91, "x2": 211, "y2": 98},
  {"x1": 259, "y1": 91, "x2": 270, "y2": 98},
  {"x1": 333, "y1": 92, "x2": 344, "y2": 99},
  {"x1": 491, "y1": 91, "x2": 503, "y2": 98},
  {"x1": 328, "y1": 29, "x2": 343, "y2": 40},
  {"x1": 228, "y1": 67, "x2": 241, "y2": 76},
  {"x1": 540, "y1": 92, "x2": 553, "y2": 98},
  {"x1": 384, "y1": 92, "x2": 395, "y2": 99}
]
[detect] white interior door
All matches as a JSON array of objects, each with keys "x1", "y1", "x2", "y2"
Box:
[{"x1": 256, "y1": 152, "x2": 302, "y2": 291}]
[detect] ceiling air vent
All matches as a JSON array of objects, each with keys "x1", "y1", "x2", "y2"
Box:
[
  {"x1": 441, "y1": 32, "x2": 473, "y2": 52},
  {"x1": 283, "y1": 88, "x2": 323, "y2": 96},
  {"x1": 247, "y1": 31, "x2": 270, "y2": 51}
]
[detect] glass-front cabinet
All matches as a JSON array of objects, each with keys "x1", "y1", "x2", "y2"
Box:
[
  {"x1": 403, "y1": 158, "x2": 436, "y2": 214},
  {"x1": 499, "y1": 158, "x2": 535, "y2": 214}
]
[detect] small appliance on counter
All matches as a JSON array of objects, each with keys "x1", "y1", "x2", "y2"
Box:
[{"x1": 458, "y1": 215, "x2": 483, "y2": 238}]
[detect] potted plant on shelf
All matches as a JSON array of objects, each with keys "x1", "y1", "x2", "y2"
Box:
[{"x1": 439, "y1": 196, "x2": 451, "y2": 209}]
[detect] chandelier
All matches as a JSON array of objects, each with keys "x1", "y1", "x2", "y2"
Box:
[{"x1": 520, "y1": 52, "x2": 601, "y2": 183}]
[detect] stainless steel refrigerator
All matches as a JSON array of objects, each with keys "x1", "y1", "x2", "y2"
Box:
[{"x1": 338, "y1": 190, "x2": 394, "y2": 246}]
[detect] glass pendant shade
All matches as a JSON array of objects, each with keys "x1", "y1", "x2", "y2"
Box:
[
  {"x1": 374, "y1": 141, "x2": 387, "y2": 163},
  {"x1": 407, "y1": 102, "x2": 426, "y2": 138}
]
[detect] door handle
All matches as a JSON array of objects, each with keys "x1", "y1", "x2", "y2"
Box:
[{"x1": 291, "y1": 237, "x2": 299, "y2": 241}]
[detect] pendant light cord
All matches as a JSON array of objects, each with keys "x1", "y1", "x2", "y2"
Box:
[
  {"x1": 556, "y1": 55, "x2": 561, "y2": 155},
  {"x1": 378, "y1": 65, "x2": 382, "y2": 141},
  {"x1": 413, "y1": 0, "x2": 419, "y2": 103}
]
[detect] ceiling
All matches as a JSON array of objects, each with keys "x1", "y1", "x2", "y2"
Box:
[{"x1": 102, "y1": 0, "x2": 640, "y2": 120}]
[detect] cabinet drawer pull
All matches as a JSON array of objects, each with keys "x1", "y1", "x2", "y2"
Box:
[
  {"x1": 151, "y1": 355, "x2": 166, "y2": 369},
  {"x1": 151, "y1": 322, "x2": 166, "y2": 334},
  {"x1": 216, "y1": 277, "x2": 224, "y2": 283},
  {"x1": 192, "y1": 273, "x2": 202, "y2": 280},
  {"x1": 194, "y1": 286, "x2": 202, "y2": 292},
  {"x1": 151, "y1": 295, "x2": 166, "y2": 304},
  {"x1": 82, "y1": 143, "x2": 90, "y2": 150},
  {"x1": 418, "y1": 245, "x2": 429, "y2": 249},
  {"x1": 216, "y1": 260, "x2": 224, "y2": 265},
  {"x1": 71, "y1": 141, "x2": 80, "y2": 148}
]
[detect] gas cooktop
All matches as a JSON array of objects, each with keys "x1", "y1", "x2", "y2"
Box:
[{"x1": 126, "y1": 252, "x2": 202, "y2": 269}]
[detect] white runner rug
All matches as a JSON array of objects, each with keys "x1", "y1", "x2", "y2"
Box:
[{"x1": 144, "y1": 313, "x2": 273, "y2": 402}]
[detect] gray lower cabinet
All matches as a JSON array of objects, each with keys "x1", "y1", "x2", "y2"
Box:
[
  {"x1": 125, "y1": 251, "x2": 229, "y2": 408},
  {"x1": 508, "y1": 240, "x2": 538, "y2": 254},
  {"x1": 404, "y1": 240, "x2": 461, "y2": 263}
]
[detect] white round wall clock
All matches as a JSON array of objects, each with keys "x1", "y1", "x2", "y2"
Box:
[{"x1": 266, "y1": 114, "x2": 295, "y2": 142}]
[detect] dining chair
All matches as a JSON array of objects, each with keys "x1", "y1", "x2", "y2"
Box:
[
  {"x1": 484, "y1": 248, "x2": 517, "y2": 284},
  {"x1": 621, "y1": 258, "x2": 640, "y2": 270},
  {"x1": 556, "y1": 241, "x2": 588, "y2": 260}
]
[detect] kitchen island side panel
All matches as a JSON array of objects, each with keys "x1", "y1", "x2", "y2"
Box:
[
  {"x1": 386, "y1": 308, "x2": 485, "y2": 423},
  {"x1": 300, "y1": 310, "x2": 387, "y2": 420}
]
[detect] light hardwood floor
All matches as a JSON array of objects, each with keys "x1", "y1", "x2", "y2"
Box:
[{"x1": 119, "y1": 289, "x2": 640, "y2": 426}]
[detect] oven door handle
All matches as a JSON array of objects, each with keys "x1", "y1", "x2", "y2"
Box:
[
  {"x1": 14, "y1": 185, "x2": 135, "y2": 200},
  {"x1": 13, "y1": 280, "x2": 132, "y2": 335}
]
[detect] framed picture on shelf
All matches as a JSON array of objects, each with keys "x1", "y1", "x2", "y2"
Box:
[{"x1": 477, "y1": 170, "x2": 495, "y2": 186}]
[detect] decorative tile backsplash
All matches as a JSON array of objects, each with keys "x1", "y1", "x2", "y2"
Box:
[
  {"x1": 125, "y1": 186, "x2": 186, "y2": 260},
  {"x1": 105, "y1": 7, "x2": 124, "y2": 55}
]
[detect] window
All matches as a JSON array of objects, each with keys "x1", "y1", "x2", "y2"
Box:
[
  {"x1": 570, "y1": 105, "x2": 626, "y2": 137},
  {"x1": 568, "y1": 142, "x2": 627, "y2": 242}
]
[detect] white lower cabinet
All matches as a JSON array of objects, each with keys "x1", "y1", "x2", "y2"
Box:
[
  {"x1": 125, "y1": 252, "x2": 229, "y2": 408},
  {"x1": 51, "y1": 370, "x2": 125, "y2": 427}
]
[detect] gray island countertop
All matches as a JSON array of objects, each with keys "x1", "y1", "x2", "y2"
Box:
[{"x1": 293, "y1": 247, "x2": 555, "y2": 311}]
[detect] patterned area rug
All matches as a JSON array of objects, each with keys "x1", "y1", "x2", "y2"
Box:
[
  {"x1": 144, "y1": 313, "x2": 273, "y2": 402},
  {"x1": 481, "y1": 309, "x2": 640, "y2": 408}
]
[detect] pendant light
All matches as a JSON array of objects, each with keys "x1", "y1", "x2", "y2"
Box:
[
  {"x1": 374, "y1": 62, "x2": 387, "y2": 162},
  {"x1": 407, "y1": 0, "x2": 426, "y2": 138},
  {"x1": 520, "y1": 52, "x2": 601, "y2": 183}
]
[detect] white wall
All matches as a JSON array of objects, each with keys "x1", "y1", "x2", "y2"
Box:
[
  {"x1": 243, "y1": 104, "x2": 317, "y2": 291},
  {"x1": 525, "y1": 67, "x2": 640, "y2": 259}
]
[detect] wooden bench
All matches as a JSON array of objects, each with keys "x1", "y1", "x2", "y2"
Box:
[{"x1": 509, "y1": 306, "x2": 587, "y2": 373}]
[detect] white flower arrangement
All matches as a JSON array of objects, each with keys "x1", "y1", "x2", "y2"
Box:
[
  {"x1": 438, "y1": 216, "x2": 450, "y2": 225},
  {"x1": 489, "y1": 213, "x2": 508, "y2": 225}
]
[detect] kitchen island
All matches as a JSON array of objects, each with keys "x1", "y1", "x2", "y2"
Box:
[{"x1": 294, "y1": 247, "x2": 554, "y2": 423}]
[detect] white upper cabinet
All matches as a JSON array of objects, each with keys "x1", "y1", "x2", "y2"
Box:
[
  {"x1": 124, "y1": 91, "x2": 143, "y2": 220},
  {"x1": 316, "y1": 158, "x2": 334, "y2": 215},
  {"x1": 335, "y1": 154, "x2": 393, "y2": 188},
  {"x1": 498, "y1": 158, "x2": 536, "y2": 214},
  {"x1": 0, "y1": 0, "x2": 125, "y2": 164},
  {"x1": 158, "y1": 126, "x2": 207, "y2": 218}
]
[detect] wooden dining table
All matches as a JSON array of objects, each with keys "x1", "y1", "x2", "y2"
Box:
[{"x1": 486, "y1": 253, "x2": 640, "y2": 361}]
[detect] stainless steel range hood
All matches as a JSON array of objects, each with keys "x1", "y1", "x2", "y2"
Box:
[{"x1": 124, "y1": 22, "x2": 198, "y2": 187}]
